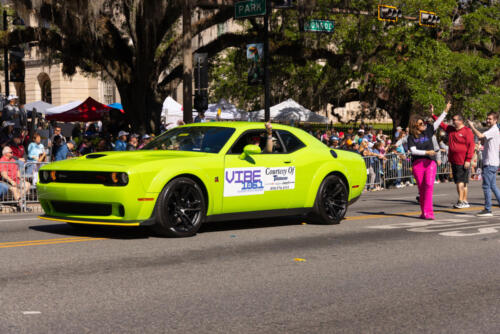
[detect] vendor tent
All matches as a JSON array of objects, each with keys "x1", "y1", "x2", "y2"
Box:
[
  {"x1": 45, "y1": 97, "x2": 111, "y2": 122},
  {"x1": 205, "y1": 99, "x2": 248, "y2": 121},
  {"x1": 23, "y1": 100, "x2": 54, "y2": 116},
  {"x1": 251, "y1": 99, "x2": 328, "y2": 123},
  {"x1": 161, "y1": 96, "x2": 198, "y2": 123}
]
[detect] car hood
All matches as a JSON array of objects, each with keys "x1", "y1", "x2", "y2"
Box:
[{"x1": 40, "y1": 150, "x2": 211, "y2": 172}]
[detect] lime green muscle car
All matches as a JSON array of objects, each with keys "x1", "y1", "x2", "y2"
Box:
[{"x1": 37, "y1": 122, "x2": 366, "y2": 237}]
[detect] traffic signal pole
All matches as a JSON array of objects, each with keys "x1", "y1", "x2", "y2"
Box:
[
  {"x1": 3, "y1": 10, "x2": 9, "y2": 96},
  {"x1": 263, "y1": 0, "x2": 270, "y2": 122}
]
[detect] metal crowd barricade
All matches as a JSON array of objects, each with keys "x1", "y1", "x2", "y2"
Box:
[
  {"x1": 382, "y1": 153, "x2": 414, "y2": 188},
  {"x1": 0, "y1": 160, "x2": 31, "y2": 213},
  {"x1": 362, "y1": 156, "x2": 384, "y2": 190},
  {"x1": 21, "y1": 161, "x2": 48, "y2": 213}
]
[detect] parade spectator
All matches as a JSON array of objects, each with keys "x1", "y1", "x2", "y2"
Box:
[
  {"x1": 194, "y1": 111, "x2": 206, "y2": 123},
  {"x1": 54, "y1": 139, "x2": 75, "y2": 161},
  {"x1": 95, "y1": 138, "x2": 111, "y2": 152},
  {"x1": 126, "y1": 134, "x2": 139, "y2": 151},
  {"x1": 0, "y1": 121, "x2": 15, "y2": 146},
  {"x1": 0, "y1": 146, "x2": 31, "y2": 211},
  {"x1": 8, "y1": 131, "x2": 25, "y2": 168},
  {"x1": 138, "y1": 134, "x2": 152, "y2": 149},
  {"x1": 79, "y1": 137, "x2": 93, "y2": 155},
  {"x1": 114, "y1": 131, "x2": 128, "y2": 151},
  {"x1": 27, "y1": 133, "x2": 46, "y2": 163},
  {"x1": 433, "y1": 107, "x2": 475, "y2": 208},
  {"x1": 3, "y1": 95, "x2": 27, "y2": 128},
  {"x1": 408, "y1": 102, "x2": 449, "y2": 220},
  {"x1": 467, "y1": 113, "x2": 500, "y2": 216}
]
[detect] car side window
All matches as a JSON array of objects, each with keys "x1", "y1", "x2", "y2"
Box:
[
  {"x1": 278, "y1": 130, "x2": 306, "y2": 153},
  {"x1": 229, "y1": 130, "x2": 285, "y2": 154}
]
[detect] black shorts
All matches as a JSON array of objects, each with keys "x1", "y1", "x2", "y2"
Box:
[{"x1": 452, "y1": 164, "x2": 470, "y2": 184}]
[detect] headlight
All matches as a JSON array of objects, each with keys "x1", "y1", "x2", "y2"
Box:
[
  {"x1": 119, "y1": 172, "x2": 129, "y2": 185},
  {"x1": 40, "y1": 170, "x2": 50, "y2": 183}
]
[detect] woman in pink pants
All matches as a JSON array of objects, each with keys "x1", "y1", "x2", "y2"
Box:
[{"x1": 408, "y1": 102, "x2": 451, "y2": 219}]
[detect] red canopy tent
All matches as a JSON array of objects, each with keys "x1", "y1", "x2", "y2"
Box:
[{"x1": 45, "y1": 97, "x2": 112, "y2": 122}]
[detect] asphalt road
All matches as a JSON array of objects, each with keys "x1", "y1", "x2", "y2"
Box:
[{"x1": 0, "y1": 181, "x2": 499, "y2": 333}]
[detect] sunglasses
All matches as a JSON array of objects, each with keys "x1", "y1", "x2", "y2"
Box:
[{"x1": 417, "y1": 121, "x2": 425, "y2": 126}]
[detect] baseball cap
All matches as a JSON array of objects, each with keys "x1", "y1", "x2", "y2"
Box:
[
  {"x1": 118, "y1": 130, "x2": 129, "y2": 137},
  {"x1": 131, "y1": 133, "x2": 140, "y2": 138},
  {"x1": 142, "y1": 134, "x2": 151, "y2": 140},
  {"x1": 67, "y1": 140, "x2": 76, "y2": 146},
  {"x1": 7, "y1": 94, "x2": 18, "y2": 101},
  {"x1": 396, "y1": 126, "x2": 402, "y2": 130},
  {"x1": 339, "y1": 132, "x2": 344, "y2": 137},
  {"x1": 358, "y1": 129, "x2": 365, "y2": 133},
  {"x1": 331, "y1": 136, "x2": 339, "y2": 141},
  {"x1": 2, "y1": 121, "x2": 15, "y2": 127}
]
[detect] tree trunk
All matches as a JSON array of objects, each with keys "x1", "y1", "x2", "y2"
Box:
[{"x1": 116, "y1": 82, "x2": 162, "y2": 134}]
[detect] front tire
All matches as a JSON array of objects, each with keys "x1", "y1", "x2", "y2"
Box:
[
  {"x1": 152, "y1": 177, "x2": 206, "y2": 237},
  {"x1": 310, "y1": 174, "x2": 348, "y2": 225}
]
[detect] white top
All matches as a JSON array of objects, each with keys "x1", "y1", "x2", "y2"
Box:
[{"x1": 482, "y1": 125, "x2": 500, "y2": 167}]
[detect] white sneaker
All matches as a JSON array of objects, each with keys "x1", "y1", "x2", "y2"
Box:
[
  {"x1": 462, "y1": 201, "x2": 470, "y2": 208},
  {"x1": 453, "y1": 201, "x2": 464, "y2": 209}
]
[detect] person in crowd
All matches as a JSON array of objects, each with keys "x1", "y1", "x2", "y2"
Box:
[
  {"x1": 78, "y1": 137, "x2": 93, "y2": 155},
  {"x1": 0, "y1": 121, "x2": 15, "y2": 146},
  {"x1": 432, "y1": 106, "x2": 475, "y2": 208},
  {"x1": 27, "y1": 133, "x2": 46, "y2": 163},
  {"x1": 138, "y1": 134, "x2": 152, "y2": 149},
  {"x1": 329, "y1": 137, "x2": 339, "y2": 149},
  {"x1": 194, "y1": 111, "x2": 206, "y2": 123},
  {"x1": 95, "y1": 138, "x2": 111, "y2": 152},
  {"x1": 3, "y1": 95, "x2": 27, "y2": 128},
  {"x1": 0, "y1": 146, "x2": 31, "y2": 211},
  {"x1": 408, "y1": 102, "x2": 450, "y2": 220},
  {"x1": 126, "y1": 134, "x2": 139, "y2": 151},
  {"x1": 248, "y1": 122, "x2": 274, "y2": 153},
  {"x1": 467, "y1": 113, "x2": 500, "y2": 216},
  {"x1": 114, "y1": 131, "x2": 128, "y2": 151},
  {"x1": 54, "y1": 139, "x2": 75, "y2": 161},
  {"x1": 371, "y1": 141, "x2": 387, "y2": 191},
  {"x1": 8, "y1": 130, "x2": 25, "y2": 168},
  {"x1": 358, "y1": 140, "x2": 383, "y2": 191}
]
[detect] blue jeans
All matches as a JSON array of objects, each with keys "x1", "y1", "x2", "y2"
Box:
[
  {"x1": 482, "y1": 165, "x2": 500, "y2": 211},
  {"x1": 0, "y1": 182, "x2": 8, "y2": 199}
]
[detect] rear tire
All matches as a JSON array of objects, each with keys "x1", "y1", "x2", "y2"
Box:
[
  {"x1": 309, "y1": 174, "x2": 348, "y2": 225},
  {"x1": 152, "y1": 177, "x2": 206, "y2": 237}
]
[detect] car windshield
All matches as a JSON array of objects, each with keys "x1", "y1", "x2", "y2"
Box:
[{"x1": 142, "y1": 126, "x2": 235, "y2": 153}]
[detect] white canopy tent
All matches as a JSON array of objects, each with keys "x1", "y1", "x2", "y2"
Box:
[
  {"x1": 251, "y1": 99, "x2": 328, "y2": 123},
  {"x1": 45, "y1": 100, "x2": 82, "y2": 115},
  {"x1": 23, "y1": 100, "x2": 54, "y2": 115},
  {"x1": 204, "y1": 99, "x2": 249, "y2": 121},
  {"x1": 161, "y1": 96, "x2": 198, "y2": 123}
]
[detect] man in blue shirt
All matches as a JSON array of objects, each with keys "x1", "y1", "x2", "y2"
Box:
[
  {"x1": 54, "y1": 140, "x2": 75, "y2": 161},
  {"x1": 114, "y1": 131, "x2": 129, "y2": 151}
]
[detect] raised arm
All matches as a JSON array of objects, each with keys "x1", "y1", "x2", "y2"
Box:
[{"x1": 432, "y1": 102, "x2": 451, "y2": 131}]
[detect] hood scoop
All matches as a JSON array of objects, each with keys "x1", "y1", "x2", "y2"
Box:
[{"x1": 86, "y1": 154, "x2": 107, "y2": 159}]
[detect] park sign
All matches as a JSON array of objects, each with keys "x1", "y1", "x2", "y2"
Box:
[
  {"x1": 303, "y1": 19, "x2": 335, "y2": 33},
  {"x1": 235, "y1": 0, "x2": 266, "y2": 19}
]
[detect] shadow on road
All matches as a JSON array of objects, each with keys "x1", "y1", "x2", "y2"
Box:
[
  {"x1": 29, "y1": 223, "x2": 151, "y2": 240},
  {"x1": 199, "y1": 216, "x2": 305, "y2": 233}
]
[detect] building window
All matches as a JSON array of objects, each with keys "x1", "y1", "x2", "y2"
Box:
[
  {"x1": 217, "y1": 23, "x2": 226, "y2": 37},
  {"x1": 103, "y1": 80, "x2": 116, "y2": 104},
  {"x1": 38, "y1": 73, "x2": 52, "y2": 104}
]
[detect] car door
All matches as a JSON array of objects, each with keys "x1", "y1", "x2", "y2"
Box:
[{"x1": 222, "y1": 129, "x2": 296, "y2": 214}]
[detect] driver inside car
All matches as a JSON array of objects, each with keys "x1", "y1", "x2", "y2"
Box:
[{"x1": 248, "y1": 121, "x2": 275, "y2": 153}]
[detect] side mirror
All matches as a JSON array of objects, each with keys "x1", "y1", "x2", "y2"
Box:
[{"x1": 239, "y1": 144, "x2": 261, "y2": 160}]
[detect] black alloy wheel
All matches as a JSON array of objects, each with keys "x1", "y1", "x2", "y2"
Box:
[
  {"x1": 153, "y1": 177, "x2": 206, "y2": 237},
  {"x1": 310, "y1": 174, "x2": 348, "y2": 225}
]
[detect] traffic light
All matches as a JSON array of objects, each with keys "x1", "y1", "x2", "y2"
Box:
[
  {"x1": 9, "y1": 46, "x2": 25, "y2": 83},
  {"x1": 378, "y1": 5, "x2": 402, "y2": 22},
  {"x1": 419, "y1": 10, "x2": 440, "y2": 27}
]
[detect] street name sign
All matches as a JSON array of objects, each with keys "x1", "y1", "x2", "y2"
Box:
[
  {"x1": 235, "y1": 0, "x2": 266, "y2": 19},
  {"x1": 303, "y1": 19, "x2": 335, "y2": 33}
]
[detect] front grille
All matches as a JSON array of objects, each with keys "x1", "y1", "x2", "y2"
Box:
[
  {"x1": 51, "y1": 171, "x2": 110, "y2": 184},
  {"x1": 51, "y1": 201, "x2": 112, "y2": 216}
]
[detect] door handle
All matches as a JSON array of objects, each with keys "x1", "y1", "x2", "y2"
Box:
[{"x1": 284, "y1": 160, "x2": 293, "y2": 164}]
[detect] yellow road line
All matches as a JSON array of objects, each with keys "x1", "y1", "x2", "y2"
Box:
[
  {"x1": 345, "y1": 206, "x2": 483, "y2": 221},
  {"x1": 0, "y1": 237, "x2": 107, "y2": 249}
]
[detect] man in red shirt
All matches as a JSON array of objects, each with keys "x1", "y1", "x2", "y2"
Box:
[
  {"x1": 433, "y1": 111, "x2": 475, "y2": 208},
  {"x1": 0, "y1": 146, "x2": 31, "y2": 211}
]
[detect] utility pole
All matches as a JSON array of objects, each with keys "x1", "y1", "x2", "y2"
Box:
[
  {"x1": 3, "y1": 10, "x2": 9, "y2": 96},
  {"x1": 182, "y1": 0, "x2": 193, "y2": 123},
  {"x1": 263, "y1": 0, "x2": 270, "y2": 122}
]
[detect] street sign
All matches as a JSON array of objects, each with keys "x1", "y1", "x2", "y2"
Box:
[
  {"x1": 303, "y1": 19, "x2": 335, "y2": 33},
  {"x1": 235, "y1": 0, "x2": 266, "y2": 19}
]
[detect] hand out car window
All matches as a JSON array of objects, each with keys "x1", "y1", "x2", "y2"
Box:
[{"x1": 142, "y1": 127, "x2": 235, "y2": 153}]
